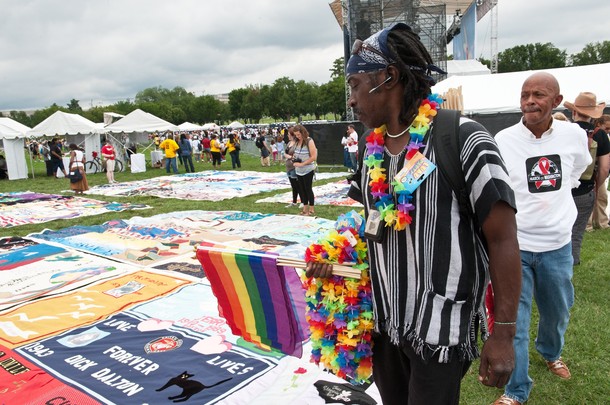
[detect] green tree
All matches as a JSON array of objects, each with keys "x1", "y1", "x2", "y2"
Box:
[
  {"x1": 268, "y1": 77, "x2": 296, "y2": 121},
  {"x1": 319, "y1": 76, "x2": 346, "y2": 121},
  {"x1": 330, "y1": 57, "x2": 345, "y2": 79},
  {"x1": 570, "y1": 41, "x2": 610, "y2": 66},
  {"x1": 477, "y1": 57, "x2": 491, "y2": 69},
  {"x1": 242, "y1": 85, "x2": 267, "y2": 124},
  {"x1": 293, "y1": 80, "x2": 319, "y2": 122},
  {"x1": 8, "y1": 110, "x2": 32, "y2": 127},
  {"x1": 29, "y1": 103, "x2": 64, "y2": 127},
  {"x1": 228, "y1": 88, "x2": 249, "y2": 121},
  {"x1": 66, "y1": 99, "x2": 82, "y2": 112},
  {"x1": 498, "y1": 43, "x2": 566, "y2": 73}
]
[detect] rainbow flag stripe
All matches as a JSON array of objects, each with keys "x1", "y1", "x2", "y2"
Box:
[{"x1": 196, "y1": 245, "x2": 307, "y2": 357}]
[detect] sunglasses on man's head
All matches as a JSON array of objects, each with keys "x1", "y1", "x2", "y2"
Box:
[{"x1": 351, "y1": 39, "x2": 393, "y2": 64}]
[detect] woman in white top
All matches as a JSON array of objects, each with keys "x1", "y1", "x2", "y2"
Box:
[
  {"x1": 68, "y1": 143, "x2": 89, "y2": 194},
  {"x1": 291, "y1": 124, "x2": 318, "y2": 216}
]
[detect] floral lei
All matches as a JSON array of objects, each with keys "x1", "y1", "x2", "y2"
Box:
[
  {"x1": 364, "y1": 93, "x2": 444, "y2": 231},
  {"x1": 302, "y1": 211, "x2": 373, "y2": 384}
]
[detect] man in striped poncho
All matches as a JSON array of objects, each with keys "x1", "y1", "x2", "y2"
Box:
[{"x1": 307, "y1": 23, "x2": 521, "y2": 405}]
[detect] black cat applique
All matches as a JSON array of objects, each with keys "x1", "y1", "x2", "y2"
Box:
[{"x1": 156, "y1": 371, "x2": 231, "y2": 403}]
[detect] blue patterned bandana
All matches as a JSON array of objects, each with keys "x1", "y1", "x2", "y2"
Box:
[{"x1": 345, "y1": 22, "x2": 445, "y2": 83}]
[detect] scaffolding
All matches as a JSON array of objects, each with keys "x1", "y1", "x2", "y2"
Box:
[{"x1": 340, "y1": 0, "x2": 450, "y2": 118}]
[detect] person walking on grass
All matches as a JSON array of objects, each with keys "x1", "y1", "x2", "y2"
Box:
[
  {"x1": 493, "y1": 72, "x2": 592, "y2": 405},
  {"x1": 101, "y1": 139, "x2": 117, "y2": 183}
]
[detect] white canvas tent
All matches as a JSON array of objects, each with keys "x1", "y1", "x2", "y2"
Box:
[
  {"x1": 433, "y1": 63, "x2": 610, "y2": 115},
  {"x1": 227, "y1": 121, "x2": 245, "y2": 129},
  {"x1": 0, "y1": 117, "x2": 30, "y2": 180},
  {"x1": 178, "y1": 122, "x2": 204, "y2": 131},
  {"x1": 27, "y1": 111, "x2": 102, "y2": 161},
  {"x1": 104, "y1": 109, "x2": 179, "y2": 133},
  {"x1": 202, "y1": 122, "x2": 219, "y2": 131},
  {"x1": 446, "y1": 59, "x2": 491, "y2": 77}
]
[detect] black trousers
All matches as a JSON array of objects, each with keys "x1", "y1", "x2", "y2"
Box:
[
  {"x1": 296, "y1": 170, "x2": 315, "y2": 206},
  {"x1": 372, "y1": 332, "x2": 471, "y2": 405}
]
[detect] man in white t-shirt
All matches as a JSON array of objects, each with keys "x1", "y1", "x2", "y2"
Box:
[
  {"x1": 493, "y1": 72, "x2": 591, "y2": 405},
  {"x1": 346, "y1": 124, "x2": 358, "y2": 171}
]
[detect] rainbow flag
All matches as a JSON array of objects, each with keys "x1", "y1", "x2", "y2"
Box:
[{"x1": 196, "y1": 243, "x2": 308, "y2": 357}]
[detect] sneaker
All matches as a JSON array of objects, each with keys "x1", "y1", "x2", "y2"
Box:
[
  {"x1": 546, "y1": 358, "x2": 571, "y2": 379},
  {"x1": 493, "y1": 395, "x2": 522, "y2": 405},
  {"x1": 298, "y1": 203, "x2": 304, "y2": 209}
]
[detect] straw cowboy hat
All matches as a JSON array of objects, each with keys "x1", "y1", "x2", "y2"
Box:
[{"x1": 564, "y1": 92, "x2": 606, "y2": 119}]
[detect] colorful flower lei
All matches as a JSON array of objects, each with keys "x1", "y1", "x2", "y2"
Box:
[
  {"x1": 364, "y1": 94, "x2": 444, "y2": 231},
  {"x1": 302, "y1": 211, "x2": 373, "y2": 384}
]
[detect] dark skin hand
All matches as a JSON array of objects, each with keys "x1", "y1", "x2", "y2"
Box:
[
  {"x1": 477, "y1": 201, "x2": 521, "y2": 388},
  {"x1": 306, "y1": 201, "x2": 521, "y2": 389}
]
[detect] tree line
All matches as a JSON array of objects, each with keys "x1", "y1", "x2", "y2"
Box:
[
  {"x1": 479, "y1": 40, "x2": 610, "y2": 73},
  {"x1": 4, "y1": 40, "x2": 609, "y2": 128}
]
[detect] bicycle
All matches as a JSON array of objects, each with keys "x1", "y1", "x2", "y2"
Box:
[{"x1": 85, "y1": 152, "x2": 124, "y2": 174}]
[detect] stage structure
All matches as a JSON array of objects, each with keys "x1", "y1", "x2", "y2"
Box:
[{"x1": 331, "y1": 1, "x2": 474, "y2": 120}]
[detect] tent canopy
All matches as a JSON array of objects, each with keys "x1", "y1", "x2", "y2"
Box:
[
  {"x1": 178, "y1": 122, "x2": 203, "y2": 131},
  {"x1": 432, "y1": 63, "x2": 610, "y2": 115},
  {"x1": 104, "y1": 109, "x2": 179, "y2": 133},
  {"x1": 27, "y1": 111, "x2": 100, "y2": 137},
  {"x1": 0, "y1": 117, "x2": 31, "y2": 180},
  {"x1": 227, "y1": 121, "x2": 245, "y2": 129},
  {"x1": 446, "y1": 60, "x2": 491, "y2": 77},
  {"x1": 0, "y1": 117, "x2": 30, "y2": 140},
  {"x1": 202, "y1": 122, "x2": 219, "y2": 131}
]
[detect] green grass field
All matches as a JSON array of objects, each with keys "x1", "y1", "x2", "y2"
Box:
[{"x1": 1, "y1": 152, "x2": 608, "y2": 404}]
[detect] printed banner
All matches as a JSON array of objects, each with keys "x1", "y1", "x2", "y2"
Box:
[
  {"x1": 0, "y1": 343, "x2": 101, "y2": 405},
  {"x1": 0, "y1": 271, "x2": 190, "y2": 348}
]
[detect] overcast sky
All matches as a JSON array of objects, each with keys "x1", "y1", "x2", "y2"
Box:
[{"x1": 1, "y1": 0, "x2": 609, "y2": 112}]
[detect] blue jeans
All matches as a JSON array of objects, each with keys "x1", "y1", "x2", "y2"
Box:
[
  {"x1": 504, "y1": 242, "x2": 574, "y2": 403},
  {"x1": 165, "y1": 157, "x2": 178, "y2": 173}
]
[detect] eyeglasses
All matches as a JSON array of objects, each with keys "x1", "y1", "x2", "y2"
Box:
[{"x1": 351, "y1": 39, "x2": 393, "y2": 64}]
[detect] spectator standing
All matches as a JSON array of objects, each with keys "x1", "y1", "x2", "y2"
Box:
[
  {"x1": 283, "y1": 128, "x2": 302, "y2": 208},
  {"x1": 68, "y1": 143, "x2": 88, "y2": 194},
  {"x1": 564, "y1": 92, "x2": 610, "y2": 262},
  {"x1": 40, "y1": 141, "x2": 53, "y2": 176},
  {"x1": 209, "y1": 134, "x2": 223, "y2": 169},
  {"x1": 257, "y1": 131, "x2": 271, "y2": 167},
  {"x1": 101, "y1": 139, "x2": 117, "y2": 183},
  {"x1": 494, "y1": 73, "x2": 591, "y2": 405},
  {"x1": 191, "y1": 136, "x2": 201, "y2": 162},
  {"x1": 179, "y1": 133, "x2": 195, "y2": 173},
  {"x1": 341, "y1": 132, "x2": 353, "y2": 171},
  {"x1": 276, "y1": 134, "x2": 285, "y2": 163},
  {"x1": 159, "y1": 135, "x2": 180, "y2": 174},
  {"x1": 346, "y1": 124, "x2": 359, "y2": 171},
  {"x1": 226, "y1": 132, "x2": 242, "y2": 169},
  {"x1": 201, "y1": 134, "x2": 212, "y2": 162},
  {"x1": 588, "y1": 114, "x2": 610, "y2": 229},
  {"x1": 50, "y1": 138, "x2": 67, "y2": 178},
  {"x1": 292, "y1": 124, "x2": 317, "y2": 216}
]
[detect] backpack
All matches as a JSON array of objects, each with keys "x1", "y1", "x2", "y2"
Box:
[
  {"x1": 255, "y1": 136, "x2": 264, "y2": 149},
  {"x1": 356, "y1": 109, "x2": 471, "y2": 215}
]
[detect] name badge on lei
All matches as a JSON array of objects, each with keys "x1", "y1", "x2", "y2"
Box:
[{"x1": 394, "y1": 151, "x2": 436, "y2": 194}]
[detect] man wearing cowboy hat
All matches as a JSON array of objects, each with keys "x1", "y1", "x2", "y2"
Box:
[
  {"x1": 565, "y1": 92, "x2": 610, "y2": 262},
  {"x1": 494, "y1": 72, "x2": 592, "y2": 405}
]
